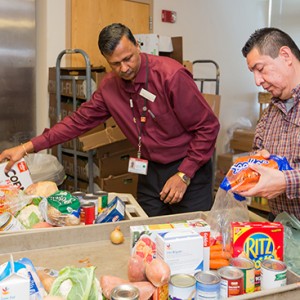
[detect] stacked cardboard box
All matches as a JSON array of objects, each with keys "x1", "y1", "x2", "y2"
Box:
[{"x1": 229, "y1": 129, "x2": 255, "y2": 153}]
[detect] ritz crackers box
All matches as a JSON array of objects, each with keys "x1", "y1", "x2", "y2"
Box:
[{"x1": 231, "y1": 222, "x2": 284, "y2": 289}]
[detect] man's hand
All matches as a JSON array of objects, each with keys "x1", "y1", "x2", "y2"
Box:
[
  {"x1": 237, "y1": 163, "x2": 286, "y2": 199},
  {"x1": 160, "y1": 173, "x2": 188, "y2": 204},
  {"x1": 0, "y1": 142, "x2": 33, "y2": 172}
]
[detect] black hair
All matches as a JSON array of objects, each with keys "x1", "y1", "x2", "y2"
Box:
[
  {"x1": 242, "y1": 27, "x2": 300, "y2": 60},
  {"x1": 98, "y1": 23, "x2": 137, "y2": 56}
]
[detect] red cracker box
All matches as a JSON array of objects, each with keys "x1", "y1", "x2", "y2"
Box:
[{"x1": 231, "y1": 221, "x2": 284, "y2": 290}]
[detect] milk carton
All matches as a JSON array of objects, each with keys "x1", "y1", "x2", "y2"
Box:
[
  {"x1": 0, "y1": 158, "x2": 33, "y2": 190},
  {"x1": 0, "y1": 256, "x2": 30, "y2": 300},
  {"x1": 156, "y1": 228, "x2": 204, "y2": 275}
]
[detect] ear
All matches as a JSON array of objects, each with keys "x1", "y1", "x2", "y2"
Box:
[{"x1": 279, "y1": 46, "x2": 293, "y2": 64}]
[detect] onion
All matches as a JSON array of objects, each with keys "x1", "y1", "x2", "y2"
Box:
[{"x1": 110, "y1": 226, "x2": 124, "y2": 244}]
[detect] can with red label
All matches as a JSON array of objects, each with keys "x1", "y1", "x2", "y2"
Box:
[
  {"x1": 80, "y1": 202, "x2": 95, "y2": 225},
  {"x1": 218, "y1": 266, "x2": 244, "y2": 298}
]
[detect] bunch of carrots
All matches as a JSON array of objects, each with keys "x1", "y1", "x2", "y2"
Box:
[{"x1": 209, "y1": 243, "x2": 232, "y2": 270}]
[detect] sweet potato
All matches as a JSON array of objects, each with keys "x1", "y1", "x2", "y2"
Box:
[
  {"x1": 145, "y1": 258, "x2": 170, "y2": 287},
  {"x1": 128, "y1": 254, "x2": 147, "y2": 282}
]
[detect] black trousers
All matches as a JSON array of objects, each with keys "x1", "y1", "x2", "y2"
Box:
[{"x1": 137, "y1": 159, "x2": 213, "y2": 217}]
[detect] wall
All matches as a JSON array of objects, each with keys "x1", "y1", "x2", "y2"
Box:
[
  {"x1": 36, "y1": 0, "x2": 270, "y2": 154},
  {"x1": 153, "y1": 0, "x2": 269, "y2": 154}
]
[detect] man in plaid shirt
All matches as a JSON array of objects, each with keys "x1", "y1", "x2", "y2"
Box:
[{"x1": 239, "y1": 27, "x2": 300, "y2": 221}]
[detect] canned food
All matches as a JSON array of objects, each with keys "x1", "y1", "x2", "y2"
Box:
[
  {"x1": 260, "y1": 259, "x2": 287, "y2": 291},
  {"x1": 72, "y1": 191, "x2": 86, "y2": 201},
  {"x1": 230, "y1": 257, "x2": 255, "y2": 293},
  {"x1": 0, "y1": 212, "x2": 25, "y2": 231},
  {"x1": 169, "y1": 274, "x2": 196, "y2": 300},
  {"x1": 194, "y1": 270, "x2": 220, "y2": 300},
  {"x1": 110, "y1": 284, "x2": 139, "y2": 300},
  {"x1": 94, "y1": 191, "x2": 108, "y2": 212},
  {"x1": 82, "y1": 194, "x2": 98, "y2": 217},
  {"x1": 80, "y1": 202, "x2": 95, "y2": 225},
  {"x1": 218, "y1": 266, "x2": 244, "y2": 298}
]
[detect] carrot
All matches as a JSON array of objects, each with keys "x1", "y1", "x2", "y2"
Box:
[
  {"x1": 210, "y1": 251, "x2": 232, "y2": 260},
  {"x1": 209, "y1": 258, "x2": 230, "y2": 270},
  {"x1": 210, "y1": 244, "x2": 231, "y2": 252}
]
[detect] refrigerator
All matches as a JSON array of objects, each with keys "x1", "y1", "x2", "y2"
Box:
[{"x1": 0, "y1": 0, "x2": 36, "y2": 152}]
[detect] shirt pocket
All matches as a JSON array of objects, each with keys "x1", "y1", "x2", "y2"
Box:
[{"x1": 145, "y1": 109, "x2": 185, "y2": 139}]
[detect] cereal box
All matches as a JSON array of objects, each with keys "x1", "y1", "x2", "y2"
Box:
[{"x1": 231, "y1": 221, "x2": 284, "y2": 290}]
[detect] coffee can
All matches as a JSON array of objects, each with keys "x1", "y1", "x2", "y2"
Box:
[
  {"x1": 110, "y1": 284, "x2": 139, "y2": 300},
  {"x1": 260, "y1": 259, "x2": 287, "y2": 291},
  {"x1": 230, "y1": 257, "x2": 255, "y2": 293},
  {"x1": 169, "y1": 273, "x2": 196, "y2": 300},
  {"x1": 218, "y1": 266, "x2": 244, "y2": 298},
  {"x1": 80, "y1": 202, "x2": 95, "y2": 225},
  {"x1": 194, "y1": 270, "x2": 221, "y2": 300}
]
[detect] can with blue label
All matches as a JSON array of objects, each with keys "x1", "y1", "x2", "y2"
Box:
[
  {"x1": 169, "y1": 274, "x2": 196, "y2": 300},
  {"x1": 194, "y1": 271, "x2": 220, "y2": 300}
]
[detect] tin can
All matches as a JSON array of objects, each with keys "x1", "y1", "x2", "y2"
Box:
[
  {"x1": 72, "y1": 191, "x2": 86, "y2": 201},
  {"x1": 230, "y1": 257, "x2": 255, "y2": 293},
  {"x1": 169, "y1": 274, "x2": 196, "y2": 300},
  {"x1": 82, "y1": 194, "x2": 98, "y2": 218},
  {"x1": 80, "y1": 202, "x2": 95, "y2": 225},
  {"x1": 260, "y1": 259, "x2": 287, "y2": 291},
  {"x1": 194, "y1": 270, "x2": 221, "y2": 300},
  {"x1": 0, "y1": 212, "x2": 25, "y2": 231},
  {"x1": 110, "y1": 284, "x2": 139, "y2": 300},
  {"x1": 94, "y1": 191, "x2": 108, "y2": 213},
  {"x1": 218, "y1": 266, "x2": 244, "y2": 298}
]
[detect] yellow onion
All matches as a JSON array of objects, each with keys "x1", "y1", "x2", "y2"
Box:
[{"x1": 110, "y1": 226, "x2": 124, "y2": 244}]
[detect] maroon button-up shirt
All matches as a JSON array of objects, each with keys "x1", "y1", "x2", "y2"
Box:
[{"x1": 32, "y1": 53, "x2": 220, "y2": 178}]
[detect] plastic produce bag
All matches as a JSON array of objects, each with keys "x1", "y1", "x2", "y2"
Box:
[
  {"x1": 25, "y1": 153, "x2": 65, "y2": 186},
  {"x1": 274, "y1": 212, "x2": 300, "y2": 275},
  {"x1": 206, "y1": 188, "x2": 249, "y2": 247}
]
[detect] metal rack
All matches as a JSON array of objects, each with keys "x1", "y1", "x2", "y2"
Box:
[
  {"x1": 192, "y1": 59, "x2": 220, "y2": 194},
  {"x1": 56, "y1": 49, "x2": 94, "y2": 193}
]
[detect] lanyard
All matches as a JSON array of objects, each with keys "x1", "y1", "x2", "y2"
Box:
[{"x1": 130, "y1": 55, "x2": 149, "y2": 159}]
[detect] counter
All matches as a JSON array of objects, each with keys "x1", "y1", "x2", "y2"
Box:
[{"x1": 0, "y1": 207, "x2": 299, "y2": 299}]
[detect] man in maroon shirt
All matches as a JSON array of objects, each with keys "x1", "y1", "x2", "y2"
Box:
[{"x1": 0, "y1": 23, "x2": 220, "y2": 216}]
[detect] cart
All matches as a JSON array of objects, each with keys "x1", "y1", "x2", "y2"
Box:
[{"x1": 55, "y1": 49, "x2": 94, "y2": 192}]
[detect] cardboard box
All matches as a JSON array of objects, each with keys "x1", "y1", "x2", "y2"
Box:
[
  {"x1": 79, "y1": 125, "x2": 126, "y2": 151},
  {"x1": 97, "y1": 173, "x2": 138, "y2": 198},
  {"x1": 96, "y1": 148, "x2": 136, "y2": 178},
  {"x1": 95, "y1": 139, "x2": 134, "y2": 159},
  {"x1": 0, "y1": 158, "x2": 32, "y2": 191},
  {"x1": 156, "y1": 229, "x2": 204, "y2": 275},
  {"x1": 130, "y1": 218, "x2": 210, "y2": 270},
  {"x1": 202, "y1": 93, "x2": 221, "y2": 118},
  {"x1": 230, "y1": 129, "x2": 255, "y2": 153}
]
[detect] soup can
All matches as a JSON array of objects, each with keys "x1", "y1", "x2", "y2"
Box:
[
  {"x1": 230, "y1": 257, "x2": 255, "y2": 293},
  {"x1": 82, "y1": 194, "x2": 98, "y2": 217},
  {"x1": 194, "y1": 270, "x2": 221, "y2": 300},
  {"x1": 80, "y1": 202, "x2": 95, "y2": 225},
  {"x1": 169, "y1": 273, "x2": 196, "y2": 300},
  {"x1": 260, "y1": 259, "x2": 287, "y2": 290},
  {"x1": 110, "y1": 284, "x2": 139, "y2": 300},
  {"x1": 218, "y1": 266, "x2": 244, "y2": 298},
  {"x1": 0, "y1": 212, "x2": 25, "y2": 231}
]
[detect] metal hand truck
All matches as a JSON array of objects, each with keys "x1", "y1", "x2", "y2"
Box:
[
  {"x1": 192, "y1": 59, "x2": 220, "y2": 195},
  {"x1": 56, "y1": 49, "x2": 94, "y2": 193}
]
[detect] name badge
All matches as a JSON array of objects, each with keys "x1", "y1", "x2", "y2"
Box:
[
  {"x1": 139, "y1": 88, "x2": 156, "y2": 102},
  {"x1": 128, "y1": 157, "x2": 148, "y2": 175}
]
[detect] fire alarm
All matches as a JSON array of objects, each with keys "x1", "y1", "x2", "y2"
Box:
[{"x1": 161, "y1": 10, "x2": 177, "y2": 23}]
